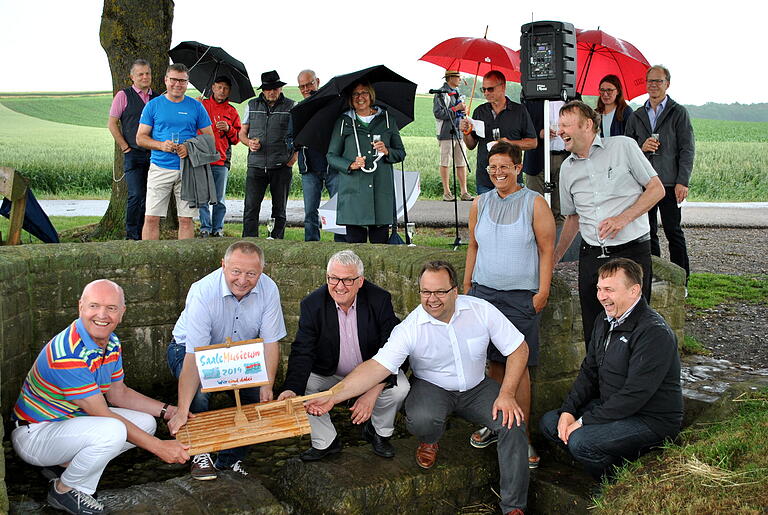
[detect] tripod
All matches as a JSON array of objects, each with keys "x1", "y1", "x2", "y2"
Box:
[{"x1": 434, "y1": 90, "x2": 471, "y2": 250}]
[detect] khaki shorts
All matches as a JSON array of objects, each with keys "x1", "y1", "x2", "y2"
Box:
[
  {"x1": 145, "y1": 163, "x2": 198, "y2": 218},
  {"x1": 439, "y1": 139, "x2": 469, "y2": 168}
]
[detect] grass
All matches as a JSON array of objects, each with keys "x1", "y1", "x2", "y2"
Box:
[
  {"x1": 686, "y1": 273, "x2": 768, "y2": 310},
  {"x1": 1, "y1": 92, "x2": 767, "y2": 200},
  {"x1": 681, "y1": 334, "x2": 710, "y2": 356},
  {"x1": 594, "y1": 389, "x2": 768, "y2": 514}
]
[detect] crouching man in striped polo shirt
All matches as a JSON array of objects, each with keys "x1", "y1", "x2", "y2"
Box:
[{"x1": 11, "y1": 280, "x2": 189, "y2": 515}]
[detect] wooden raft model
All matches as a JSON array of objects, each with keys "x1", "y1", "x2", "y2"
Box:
[{"x1": 175, "y1": 387, "x2": 341, "y2": 456}]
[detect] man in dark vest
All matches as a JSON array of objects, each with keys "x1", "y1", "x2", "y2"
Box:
[
  {"x1": 108, "y1": 59, "x2": 159, "y2": 240},
  {"x1": 239, "y1": 70, "x2": 297, "y2": 239}
]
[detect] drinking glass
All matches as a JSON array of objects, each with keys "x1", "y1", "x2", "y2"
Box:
[
  {"x1": 266, "y1": 218, "x2": 275, "y2": 239},
  {"x1": 406, "y1": 222, "x2": 416, "y2": 247},
  {"x1": 597, "y1": 230, "x2": 609, "y2": 259},
  {"x1": 171, "y1": 132, "x2": 180, "y2": 145},
  {"x1": 650, "y1": 133, "x2": 660, "y2": 156},
  {"x1": 372, "y1": 134, "x2": 383, "y2": 157},
  {"x1": 492, "y1": 128, "x2": 500, "y2": 141}
]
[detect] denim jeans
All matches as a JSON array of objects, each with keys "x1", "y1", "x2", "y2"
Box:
[
  {"x1": 166, "y1": 341, "x2": 260, "y2": 468},
  {"x1": 198, "y1": 165, "x2": 228, "y2": 234},
  {"x1": 301, "y1": 169, "x2": 345, "y2": 242},
  {"x1": 539, "y1": 405, "x2": 664, "y2": 479},
  {"x1": 123, "y1": 149, "x2": 150, "y2": 240}
]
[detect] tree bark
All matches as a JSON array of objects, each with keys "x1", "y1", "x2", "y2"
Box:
[{"x1": 95, "y1": 0, "x2": 175, "y2": 239}]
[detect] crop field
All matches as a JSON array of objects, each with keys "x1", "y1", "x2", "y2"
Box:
[{"x1": 0, "y1": 91, "x2": 766, "y2": 200}]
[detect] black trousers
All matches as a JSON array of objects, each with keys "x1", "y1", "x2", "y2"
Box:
[
  {"x1": 345, "y1": 225, "x2": 389, "y2": 244},
  {"x1": 243, "y1": 165, "x2": 292, "y2": 238},
  {"x1": 649, "y1": 186, "x2": 690, "y2": 279},
  {"x1": 578, "y1": 240, "x2": 652, "y2": 348}
]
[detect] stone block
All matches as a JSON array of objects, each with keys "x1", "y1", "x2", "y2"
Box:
[{"x1": 98, "y1": 471, "x2": 288, "y2": 514}]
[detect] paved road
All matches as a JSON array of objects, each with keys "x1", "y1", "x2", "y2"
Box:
[{"x1": 38, "y1": 199, "x2": 768, "y2": 228}]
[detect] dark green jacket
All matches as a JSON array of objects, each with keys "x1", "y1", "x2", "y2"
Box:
[{"x1": 327, "y1": 108, "x2": 406, "y2": 226}]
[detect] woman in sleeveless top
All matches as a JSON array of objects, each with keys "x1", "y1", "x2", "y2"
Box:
[{"x1": 462, "y1": 141, "x2": 556, "y2": 469}]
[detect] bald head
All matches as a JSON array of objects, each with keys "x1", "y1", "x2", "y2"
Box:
[
  {"x1": 78, "y1": 280, "x2": 125, "y2": 347},
  {"x1": 81, "y1": 279, "x2": 125, "y2": 306}
]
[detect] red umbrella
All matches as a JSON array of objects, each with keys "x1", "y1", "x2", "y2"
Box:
[
  {"x1": 575, "y1": 29, "x2": 651, "y2": 100},
  {"x1": 420, "y1": 34, "x2": 521, "y2": 113}
]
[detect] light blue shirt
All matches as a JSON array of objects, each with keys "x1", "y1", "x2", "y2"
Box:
[
  {"x1": 172, "y1": 268, "x2": 287, "y2": 353},
  {"x1": 644, "y1": 95, "x2": 668, "y2": 132}
]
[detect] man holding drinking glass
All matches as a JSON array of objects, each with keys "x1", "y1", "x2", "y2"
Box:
[
  {"x1": 625, "y1": 66, "x2": 695, "y2": 286},
  {"x1": 137, "y1": 63, "x2": 213, "y2": 240}
]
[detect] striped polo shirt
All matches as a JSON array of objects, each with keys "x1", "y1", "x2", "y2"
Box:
[{"x1": 12, "y1": 319, "x2": 124, "y2": 423}]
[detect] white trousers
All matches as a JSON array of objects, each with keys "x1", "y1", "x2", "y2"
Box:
[
  {"x1": 306, "y1": 369, "x2": 410, "y2": 449},
  {"x1": 11, "y1": 408, "x2": 157, "y2": 494}
]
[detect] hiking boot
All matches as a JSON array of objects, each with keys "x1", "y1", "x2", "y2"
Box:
[
  {"x1": 47, "y1": 480, "x2": 104, "y2": 515},
  {"x1": 191, "y1": 453, "x2": 218, "y2": 480}
]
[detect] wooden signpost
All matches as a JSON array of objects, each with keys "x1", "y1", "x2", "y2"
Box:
[{"x1": 176, "y1": 337, "x2": 338, "y2": 455}]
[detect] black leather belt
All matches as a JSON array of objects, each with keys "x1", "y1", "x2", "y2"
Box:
[
  {"x1": 582, "y1": 234, "x2": 650, "y2": 255},
  {"x1": 551, "y1": 150, "x2": 570, "y2": 156}
]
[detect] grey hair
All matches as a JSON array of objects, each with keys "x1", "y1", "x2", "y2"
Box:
[
  {"x1": 80, "y1": 279, "x2": 125, "y2": 307},
  {"x1": 647, "y1": 65, "x2": 671, "y2": 82},
  {"x1": 224, "y1": 241, "x2": 265, "y2": 268},
  {"x1": 297, "y1": 69, "x2": 316, "y2": 81},
  {"x1": 327, "y1": 250, "x2": 364, "y2": 276},
  {"x1": 130, "y1": 59, "x2": 150, "y2": 74}
]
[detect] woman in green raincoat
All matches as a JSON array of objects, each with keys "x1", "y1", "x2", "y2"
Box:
[{"x1": 326, "y1": 81, "x2": 406, "y2": 243}]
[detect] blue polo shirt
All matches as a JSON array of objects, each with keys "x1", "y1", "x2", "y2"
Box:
[
  {"x1": 139, "y1": 95, "x2": 211, "y2": 169},
  {"x1": 173, "y1": 268, "x2": 287, "y2": 352}
]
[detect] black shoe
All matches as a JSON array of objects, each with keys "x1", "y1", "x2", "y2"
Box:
[
  {"x1": 299, "y1": 436, "x2": 342, "y2": 461},
  {"x1": 362, "y1": 421, "x2": 395, "y2": 458},
  {"x1": 199, "y1": 231, "x2": 210, "y2": 238},
  {"x1": 47, "y1": 480, "x2": 105, "y2": 514}
]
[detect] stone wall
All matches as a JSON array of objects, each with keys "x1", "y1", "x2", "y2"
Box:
[{"x1": 0, "y1": 239, "x2": 686, "y2": 513}]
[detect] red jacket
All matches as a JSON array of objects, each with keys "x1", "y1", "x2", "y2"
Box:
[{"x1": 200, "y1": 97, "x2": 241, "y2": 166}]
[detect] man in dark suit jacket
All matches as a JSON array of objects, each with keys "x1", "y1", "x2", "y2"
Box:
[{"x1": 278, "y1": 250, "x2": 409, "y2": 460}]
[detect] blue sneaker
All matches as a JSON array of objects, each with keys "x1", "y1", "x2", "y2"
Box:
[{"x1": 47, "y1": 480, "x2": 104, "y2": 514}]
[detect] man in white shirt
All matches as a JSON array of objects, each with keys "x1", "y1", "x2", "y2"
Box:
[{"x1": 305, "y1": 260, "x2": 531, "y2": 515}]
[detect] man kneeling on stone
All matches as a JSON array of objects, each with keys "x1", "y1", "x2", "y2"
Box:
[
  {"x1": 167, "y1": 241, "x2": 286, "y2": 480},
  {"x1": 11, "y1": 280, "x2": 189, "y2": 515},
  {"x1": 540, "y1": 258, "x2": 683, "y2": 480},
  {"x1": 278, "y1": 250, "x2": 409, "y2": 460},
  {"x1": 306, "y1": 261, "x2": 530, "y2": 515}
]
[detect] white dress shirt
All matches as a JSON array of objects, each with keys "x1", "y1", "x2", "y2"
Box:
[{"x1": 373, "y1": 295, "x2": 524, "y2": 392}]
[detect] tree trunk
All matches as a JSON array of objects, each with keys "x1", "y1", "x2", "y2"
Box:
[{"x1": 95, "y1": 0, "x2": 175, "y2": 239}]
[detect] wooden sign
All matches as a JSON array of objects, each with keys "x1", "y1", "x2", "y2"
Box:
[{"x1": 195, "y1": 338, "x2": 268, "y2": 392}]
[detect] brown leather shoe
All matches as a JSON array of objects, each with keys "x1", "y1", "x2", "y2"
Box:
[{"x1": 415, "y1": 442, "x2": 439, "y2": 469}]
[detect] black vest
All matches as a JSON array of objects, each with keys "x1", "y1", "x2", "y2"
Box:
[{"x1": 120, "y1": 87, "x2": 158, "y2": 150}]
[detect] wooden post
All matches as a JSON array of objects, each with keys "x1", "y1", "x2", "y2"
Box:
[
  {"x1": 232, "y1": 388, "x2": 248, "y2": 427},
  {"x1": 0, "y1": 167, "x2": 29, "y2": 245}
]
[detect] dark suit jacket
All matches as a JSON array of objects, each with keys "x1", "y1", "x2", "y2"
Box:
[{"x1": 281, "y1": 280, "x2": 400, "y2": 395}]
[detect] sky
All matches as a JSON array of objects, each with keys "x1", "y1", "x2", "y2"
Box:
[{"x1": 1, "y1": 0, "x2": 765, "y2": 105}]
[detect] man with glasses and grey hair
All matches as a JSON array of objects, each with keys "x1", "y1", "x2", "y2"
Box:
[
  {"x1": 305, "y1": 260, "x2": 531, "y2": 515},
  {"x1": 166, "y1": 241, "x2": 286, "y2": 480},
  {"x1": 460, "y1": 70, "x2": 537, "y2": 194},
  {"x1": 278, "y1": 250, "x2": 408, "y2": 460}
]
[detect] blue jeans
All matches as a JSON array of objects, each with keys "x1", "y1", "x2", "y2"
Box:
[
  {"x1": 166, "y1": 341, "x2": 260, "y2": 468},
  {"x1": 123, "y1": 149, "x2": 150, "y2": 240},
  {"x1": 539, "y1": 405, "x2": 664, "y2": 479},
  {"x1": 198, "y1": 165, "x2": 229, "y2": 234},
  {"x1": 301, "y1": 169, "x2": 345, "y2": 242}
]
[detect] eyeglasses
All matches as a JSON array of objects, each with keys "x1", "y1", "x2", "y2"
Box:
[
  {"x1": 327, "y1": 276, "x2": 360, "y2": 286},
  {"x1": 166, "y1": 77, "x2": 189, "y2": 84},
  {"x1": 229, "y1": 269, "x2": 259, "y2": 279},
  {"x1": 646, "y1": 79, "x2": 666, "y2": 85},
  {"x1": 419, "y1": 286, "x2": 456, "y2": 298},
  {"x1": 298, "y1": 80, "x2": 317, "y2": 90},
  {"x1": 486, "y1": 164, "x2": 516, "y2": 175},
  {"x1": 599, "y1": 88, "x2": 617, "y2": 94},
  {"x1": 481, "y1": 84, "x2": 502, "y2": 93},
  {"x1": 351, "y1": 91, "x2": 370, "y2": 98}
]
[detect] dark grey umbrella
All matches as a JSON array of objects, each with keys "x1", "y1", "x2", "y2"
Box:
[
  {"x1": 291, "y1": 65, "x2": 416, "y2": 153},
  {"x1": 169, "y1": 41, "x2": 256, "y2": 103}
]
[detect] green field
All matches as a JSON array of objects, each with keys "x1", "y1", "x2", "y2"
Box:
[{"x1": 1, "y1": 90, "x2": 766, "y2": 200}]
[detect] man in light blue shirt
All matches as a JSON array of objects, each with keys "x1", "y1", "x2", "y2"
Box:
[{"x1": 166, "y1": 241, "x2": 286, "y2": 480}]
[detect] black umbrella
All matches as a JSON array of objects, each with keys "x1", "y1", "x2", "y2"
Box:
[
  {"x1": 292, "y1": 65, "x2": 417, "y2": 153},
  {"x1": 0, "y1": 189, "x2": 59, "y2": 243},
  {"x1": 168, "y1": 41, "x2": 256, "y2": 103}
]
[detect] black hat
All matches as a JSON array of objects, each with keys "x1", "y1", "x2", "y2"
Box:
[{"x1": 258, "y1": 70, "x2": 286, "y2": 90}]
